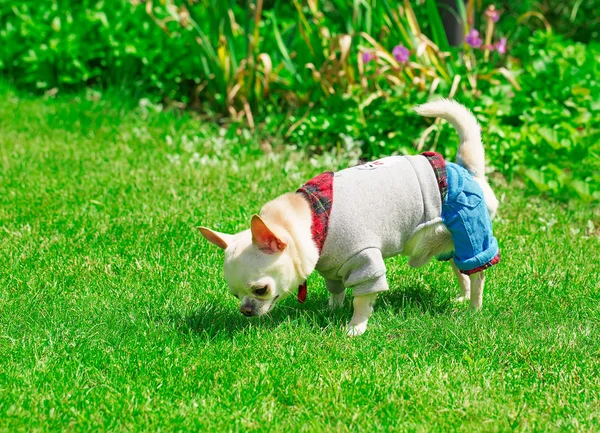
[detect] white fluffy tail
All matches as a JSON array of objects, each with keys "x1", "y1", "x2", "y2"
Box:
[
  {"x1": 415, "y1": 99, "x2": 485, "y2": 179},
  {"x1": 415, "y1": 99, "x2": 499, "y2": 218}
]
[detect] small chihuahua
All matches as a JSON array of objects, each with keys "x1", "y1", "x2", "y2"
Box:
[{"x1": 200, "y1": 100, "x2": 500, "y2": 336}]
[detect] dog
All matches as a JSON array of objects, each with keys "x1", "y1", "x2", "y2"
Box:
[{"x1": 199, "y1": 99, "x2": 500, "y2": 336}]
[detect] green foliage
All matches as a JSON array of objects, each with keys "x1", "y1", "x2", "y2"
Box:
[
  {"x1": 273, "y1": 33, "x2": 600, "y2": 201},
  {"x1": 0, "y1": 0, "x2": 598, "y2": 200},
  {"x1": 488, "y1": 33, "x2": 600, "y2": 201},
  {"x1": 488, "y1": 0, "x2": 600, "y2": 43},
  {"x1": 0, "y1": 1, "x2": 204, "y2": 99},
  {"x1": 0, "y1": 0, "x2": 513, "y2": 112}
]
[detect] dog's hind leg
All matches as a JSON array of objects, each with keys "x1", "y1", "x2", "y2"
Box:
[
  {"x1": 451, "y1": 259, "x2": 471, "y2": 302},
  {"x1": 469, "y1": 271, "x2": 485, "y2": 311}
]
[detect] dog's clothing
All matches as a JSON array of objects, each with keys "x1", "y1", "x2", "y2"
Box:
[
  {"x1": 437, "y1": 160, "x2": 500, "y2": 274},
  {"x1": 297, "y1": 153, "x2": 499, "y2": 297}
]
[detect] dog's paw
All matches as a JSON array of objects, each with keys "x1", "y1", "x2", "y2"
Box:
[
  {"x1": 454, "y1": 294, "x2": 470, "y2": 303},
  {"x1": 469, "y1": 302, "x2": 482, "y2": 312},
  {"x1": 329, "y1": 292, "x2": 345, "y2": 309},
  {"x1": 346, "y1": 322, "x2": 367, "y2": 337}
]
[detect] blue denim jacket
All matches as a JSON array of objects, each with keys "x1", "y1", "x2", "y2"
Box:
[{"x1": 440, "y1": 162, "x2": 500, "y2": 274}]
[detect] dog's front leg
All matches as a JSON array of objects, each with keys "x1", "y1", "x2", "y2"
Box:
[
  {"x1": 347, "y1": 293, "x2": 378, "y2": 337},
  {"x1": 329, "y1": 292, "x2": 346, "y2": 308},
  {"x1": 338, "y1": 248, "x2": 386, "y2": 336}
]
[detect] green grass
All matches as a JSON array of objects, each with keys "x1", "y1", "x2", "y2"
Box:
[{"x1": 1, "y1": 86, "x2": 599, "y2": 432}]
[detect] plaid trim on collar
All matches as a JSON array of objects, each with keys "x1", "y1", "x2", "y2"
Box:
[
  {"x1": 422, "y1": 151, "x2": 448, "y2": 203},
  {"x1": 295, "y1": 172, "x2": 334, "y2": 303},
  {"x1": 297, "y1": 172, "x2": 334, "y2": 254}
]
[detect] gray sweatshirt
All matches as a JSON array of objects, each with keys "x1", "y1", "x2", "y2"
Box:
[{"x1": 306, "y1": 155, "x2": 443, "y2": 296}]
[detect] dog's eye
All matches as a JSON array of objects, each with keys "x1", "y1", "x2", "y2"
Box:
[{"x1": 253, "y1": 286, "x2": 268, "y2": 296}]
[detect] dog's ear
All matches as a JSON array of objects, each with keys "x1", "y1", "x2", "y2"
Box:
[
  {"x1": 198, "y1": 227, "x2": 234, "y2": 250},
  {"x1": 250, "y1": 215, "x2": 287, "y2": 253}
]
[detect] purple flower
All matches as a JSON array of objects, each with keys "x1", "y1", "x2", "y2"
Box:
[
  {"x1": 465, "y1": 29, "x2": 482, "y2": 48},
  {"x1": 485, "y1": 6, "x2": 500, "y2": 23},
  {"x1": 392, "y1": 44, "x2": 409, "y2": 63},
  {"x1": 495, "y1": 37, "x2": 507, "y2": 54},
  {"x1": 362, "y1": 51, "x2": 376, "y2": 63}
]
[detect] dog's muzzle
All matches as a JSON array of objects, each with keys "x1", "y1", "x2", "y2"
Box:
[{"x1": 240, "y1": 304, "x2": 253, "y2": 316}]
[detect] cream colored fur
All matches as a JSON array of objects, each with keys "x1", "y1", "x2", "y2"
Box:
[{"x1": 200, "y1": 99, "x2": 496, "y2": 336}]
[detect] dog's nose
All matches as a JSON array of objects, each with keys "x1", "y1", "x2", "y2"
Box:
[{"x1": 240, "y1": 305, "x2": 253, "y2": 316}]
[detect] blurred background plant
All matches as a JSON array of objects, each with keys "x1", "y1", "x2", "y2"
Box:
[
  {"x1": 0, "y1": 0, "x2": 598, "y2": 201},
  {"x1": 0, "y1": 0, "x2": 526, "y2": 115}
]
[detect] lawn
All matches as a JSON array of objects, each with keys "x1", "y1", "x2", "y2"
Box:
[{"x1": 1, "y1": 87, "x2": 599, "y2": 432}]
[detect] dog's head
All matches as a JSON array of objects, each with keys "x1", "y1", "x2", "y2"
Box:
[{"x1": 199, "y1": 215, "x2": 302, "y2": 316}]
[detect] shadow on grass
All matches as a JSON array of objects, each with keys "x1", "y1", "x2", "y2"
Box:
[
  {"x1": 175, "y1": 295, "x2": 343, "y2": 339},
  {"x1": 175, "y1": 284, "x2": 453, "y2": 339},
  {"x1": 381, "y1": 285, "x2": 453, "y2": 317}
]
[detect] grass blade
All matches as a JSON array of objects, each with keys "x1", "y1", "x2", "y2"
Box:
[
  {"x1": 423, "y1": 0, "x2": 450, "y2": 52},
  {"x1": 270, "y1": 13, "x2": 302, "y2": 84}
]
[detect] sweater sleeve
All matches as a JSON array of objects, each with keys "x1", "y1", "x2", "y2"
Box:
[
  {"x1": 337, "y1": 248, "x2": 389, "y2": 296},
  {"x1": 324, "y1": 278, "x2": 345, "y2": 295}
]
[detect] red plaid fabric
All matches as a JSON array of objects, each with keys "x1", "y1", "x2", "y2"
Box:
[
  {"x1": 297, "y1": 171, "x2": 334, "y2": 253},
  {"x1": 461, "y1": 252, "x2": 501, "y2": 275},
  {"x1": 422, "y1": 151, "x2": 448, "y2": 203},
  {"x1": 295, "y1": 171, "x2": 334, "y2": 303}
]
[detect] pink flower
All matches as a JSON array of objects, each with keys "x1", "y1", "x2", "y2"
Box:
[
  {"x1": 392, "y1": 45, "x2": 409, "y2": 63},
  {"x1": 362, "y1": 51, "x2": 376, "y2": 63},
  {"x1": 495, "y1": 37, "x2": 507, "y2": 54},
  {"x1": 465, "y1": 29, "x2": 482, "y2": 48},
  {"x1": 485, "y1": 5, "x2": 500, "y2": 23}
]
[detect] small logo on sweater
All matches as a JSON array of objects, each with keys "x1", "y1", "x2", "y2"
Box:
[{"x1": 355, "y1": 159, "x2": 391, "y2": 170}]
